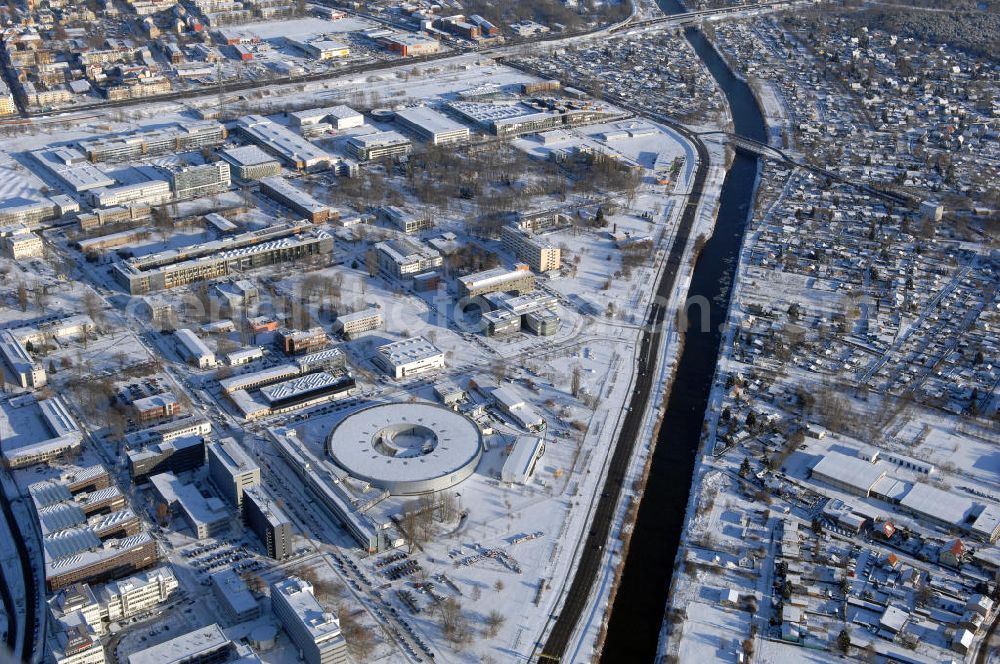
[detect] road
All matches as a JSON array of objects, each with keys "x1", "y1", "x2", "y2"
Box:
[{"x1": 534, "y1": 114, "x2": 710, "y2": 661}]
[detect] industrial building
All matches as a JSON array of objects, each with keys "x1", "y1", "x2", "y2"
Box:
[
  {"x1": 290, "y1": 104, "x2": 364, "y2": 129},
  {"x1": 501, "y1": 224, "x2": 561, "y2": 272},
  {"x1": 112, "y1": 223, "x2": 333, "y2": 294},
  {"x1": 335, "y1": 308, "x2": 383, "y2": 339},
  {"x1": 150, "y1": 472, "x2": 230, "y2": 539},
  {"x1": 30, "y1": 147, "x2": 115, "y2": 193},
  {"x1": 78, "y1": 121, "x2": 227, "y2": 162},
  {"x1": 345, "y1": 130, "x2": 412, "y2": 161},
  {"x1": 271, "y1": 577, "x2": 349, "y2": 664},
  {"x1": 174, "y1": 328, "x2": 216, "y2": 368},
  {"x1": 207, "y1": 437, "x2": 260, "y2": 509},
  {"x1": 809, "y1": 452, "x2": 889, "y2": 497},
  {"x1": 259, "y1": 176, "x2": 331, "y2": 223},
  {"x1": 457, "y1": 264, "x2": 535, "y2": 299},
  {"x1": 219, "y1": 145, "x2": 282, "y2": 180},
  {"x1": 375, "y1": 237, "x2": 442, "y2": 280},
  {"x1": 287, "y1": 37, "x2": 349, "y2": 60},
  {"x1": 374, "y1": 337, "x2": 445, "y2": 379},
  {"x1": 127, "y1": 434, "x2": 206, "y2": 483},
  {"x1": 381, "y1": 32, "x2": 440, "y2": 57},
  {"x1": 236, "y1": 115, "x2": 337, "y2": 171},
  {"x1": 492, "y1": 385, "x2": 545, "y2": 431},
  {"x1": 394, "y1": 106, "x2": 470, "y2": 145},
  {"x1": 244, "y1": 486, "x2": 293, "y2": 559},
  {"x1": 327, "y1": 402, "x2": 483, "y2": 496},
  {"x1": 502, "y1": 436, "x2": 545, "y2": 484},
  {"x1": 167, "y1": 161, "x2": 231, "y2": 199}
]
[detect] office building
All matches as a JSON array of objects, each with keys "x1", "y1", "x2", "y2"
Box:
[
  {"x1": 79, "y1": 121, "x2": 227, "y2": 162},
  {"x1": 127, "y1": 434, "x2": 206, "y2": 483},
  {"x1": 270, "y1": 577, "x2": 349, "y2": 664},
  {"x1": 45, "y1": 531, "x2": 158, "y2": 592},
  {"x1": 394, "y1": 106, "x2": 469, "y2": 145},
  {"x1": 3, "y1": 226, "x2": 43, "y2": 259},
  {"x1": 377, "y1": 205, "x2": 431, "y2": 234},
  {"x1": 168, "y1": 161, "x2": 231, "y2": 199},
  {"x1": 457, "y1": 264, "x2": 535, "y2": 299},
  {"x1": 0, "y1": 329, "x2": 47, "y2": 389},
  {"x1": 259, "y1": 176, "x2": 331, "y2": 223},
  {"x1": 91, "y1": 180, "x2": 172, "y2": 209},
  {"x1": 0, "y1": 195, "x2": 77, "y2": 226},
  {"x1": 374, "y1": 337, "x2": 444, "y2": 379},
  {"x1": 112, "y1": 223, "x2": 333, "y2": 294},
  {"x1": 501, "y1": 224, "x2": 561, "y2": 272},
  {"x1": 524, "y1": 308, "x2": 560, "y2": 335},
  {"x1": 150, "y1": 472, "x2": 230, "y2": 539},
  {"x1": 100, "y1": 566, "x2": 178, "y2": 622},
  {"x1": 211, "y1": 568, "x2": 260, "y2": 624},
  {"x1": 335, "y1": 308, "x2": 383, "y2": 339},
  {"x1": 344, "y1": 131, "x2": 411, "y2": 161},
  {"x1": 279, "y1": 327, "x2": 328, "y2": 355},
  {"x1": 207, "y1": 438, "x2": 260, "y2": 509},
  {"x1": 2, "y1": 396, "x2": 85, "y2": 469},
  {"x1": 126, "y1": 623, "x2": 237, "y2": 664},
  {"x1": 220, "y1": 145, "x2": 282, "y2": 180},
  {"x1": 132, "y1": 392, "x2": 181, "y2": 422},
  {"x1": 243, "y1": 486, "x2": 293, "y2": 559},
  {"x1": 375, "y1": 238, "x2": 442, "y2": 280}
]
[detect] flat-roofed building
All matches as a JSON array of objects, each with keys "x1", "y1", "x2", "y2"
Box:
[
  {"x1": 211, "y1": 568, "x2": 260, "y2": 624},
  {"x1": 259, "y1": 176, "x2": 330, "y2": 223},
  {"x1": 244, "y1": 486, "x2": 293, "y2": 559},
  {"x1": 394, "y1": 106, "x2": 469, "y2": 145},
  {"x1": 236, "y1": 115, "x2": 336, "y2": 171},
  {"x1": 220, "y1": 145, "x2": 282, "y2": 180},
  {"x1": 375, "y1": 237, "x2": 442, "y2": 279},
  {"x1": 382, "y1": 33, "x2": 440, "y2": 57},
  {"x1": 131, "y1": 392, "x2": 180, "y2": 422},
  {"x1": 99, "y1": 566, "x2": 178, "y2": 622},
  {"x1": 126, "y1": 623, "x2": 236, "y2": 664},
  {"x1": 279, "y1": 327, "x2": 328, "y2": 355},
  {"x1": 30, "y1": 147, "x2": 115, "y2": 193},
  {"x1": 46, "y1": 531, "x2": 159, "y2": 591},
  {"x1": 113, "y1": 222, "x2": 333, "y2": 294},
  {"x1": 4, "y1": 227, "x2": 44, "y2": 258},
  {"x1": 501, "y1": 224, "x2": 561, "y2": 272},
  {"x1": 207, "y1": 437, "x2": 260, "y2": 509},
  {"x1": 377, "y1": 205, "x2": 431, "y2": 234},
  {"x1": 492, "y1": 385, "x2": 545, "y2": 431},
  {"x1": 127, "y1": 434, "x2": 206, "y2": 483},
  {"x1": 809, "y1": 452, "x2": 888, "y2": 497},
  {"x1": 79, "y1": 121, "x2": 227, "y2": 162},
  {"x1": 374, "y1": 337, "x2": 444, "y2": 379},
  {"x1": 168, "y1": 161, "x2": 231, "y2": 199},
  {"x1": 0, "y1": 328, "x2": 47, "y2": 389},
  {"x1": 91, "y1": 180, "x2": 171, "y2": 209},
  {"x1": 345, "y1": 130, "x2": 411, "y2": 161},
  {"x1": 150, "y1": 472, "x2": 230, "y2": 539},
  {"x1": 458, "y1": 264, "x2": 535, "y2": 299},
  {"x1": 271, "y1": 577, "x2": 349, "y2": 664},
  {"x1": 335, "y1": 308, "x2": 383, "y2": 339}
]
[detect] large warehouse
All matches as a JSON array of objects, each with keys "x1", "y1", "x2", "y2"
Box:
[{"x1": 327, "y1": 403, "x2": 482, "y2": 495}]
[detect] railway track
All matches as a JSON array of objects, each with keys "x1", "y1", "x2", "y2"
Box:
[{"x1": 534, "y1": 119, "x2": 710, "y2": 662}]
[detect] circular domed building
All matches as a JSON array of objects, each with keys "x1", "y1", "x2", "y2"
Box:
[{"x1": 327, "y1": 403, "x2": 482, "y2": 495}]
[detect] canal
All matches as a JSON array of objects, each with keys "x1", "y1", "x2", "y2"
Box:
[{"x1": 599, "y1": 4, "x2": 768, "y2": 662}]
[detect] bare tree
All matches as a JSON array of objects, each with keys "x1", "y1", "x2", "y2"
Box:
[{"x1": 484, "y1": 609, "x2": 505, "y2": 638}]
